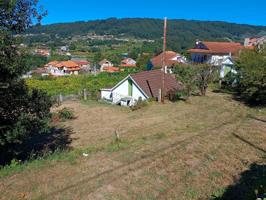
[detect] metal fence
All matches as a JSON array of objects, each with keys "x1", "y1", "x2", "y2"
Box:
[{"x1": 51, "y1": 89, "x2": 89, "y2": 105}]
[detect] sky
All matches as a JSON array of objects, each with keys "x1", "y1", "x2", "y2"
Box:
[{"x1": 39, "y1": 0, "x2": 266, "y2": 26}]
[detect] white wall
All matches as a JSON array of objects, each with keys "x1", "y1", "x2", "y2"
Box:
[
  {"x1": 102, "y1": 78, "x2": 148, "y2": 106},
  {"x1": 132, "y1": 83, "x2": 147, "y2": 102},
  {"x1": 101, "y1": 90, "x2": 112, "y2": 100},
  {"x1": 112, "y1": 79, "x2": 129, "y2": 97},
  {"x1": 112, "y1": 79, "x2": 148, "y2": 105}
]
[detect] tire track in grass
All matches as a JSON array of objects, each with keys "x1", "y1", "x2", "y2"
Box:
[
  {"x1": 42, "y1": 119, "x2": 239, "y2": 199},
  {"x1": 154, "y1": 118, "x2": 256, "y2": 200}
]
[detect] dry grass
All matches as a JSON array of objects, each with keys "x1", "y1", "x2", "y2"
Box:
[{"x1": 0, "y1": 92, "x2": 265, "y2": 200}]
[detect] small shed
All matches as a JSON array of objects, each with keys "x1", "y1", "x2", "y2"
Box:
[{"x1": 100, "y1": 70, "x2": 181, "y2": 106}]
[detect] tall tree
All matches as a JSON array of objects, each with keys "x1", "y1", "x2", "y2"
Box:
[{"x1": 0, "y1": 0, "x2": 51, "y2": 163}]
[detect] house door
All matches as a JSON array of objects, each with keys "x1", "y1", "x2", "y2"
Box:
[{"x1": 128, "y1": 79, "x2": 133, "y2": 96}]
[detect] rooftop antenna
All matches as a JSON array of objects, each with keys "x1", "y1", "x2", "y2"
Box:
[{"x1": 161, "y1": 17, "x2": 167, "y2": 104}]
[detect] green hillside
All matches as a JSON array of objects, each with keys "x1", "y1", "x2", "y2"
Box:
[{"x1": 27, "y1": 18, "x2": 266, "y2": 51}]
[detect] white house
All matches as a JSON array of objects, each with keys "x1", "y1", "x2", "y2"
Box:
[
  {"x1": 100, "y1": 70, "x2": 181, "y2": 106},
  {"x1": 121, "y1": 58, "x2": 137, "y2": 67},
  {"x1": 207, "y1": 55, "x2": 236, "y2": 78},
  {"x1": 45, "y1": 60, "x2": 81, "y2": 76},
  {"x1": 99, "y1": 59, "x2": 113, "y2": 72},
  {"x1": 188, "y1": 41, "x2": 245, "y2": 78}
]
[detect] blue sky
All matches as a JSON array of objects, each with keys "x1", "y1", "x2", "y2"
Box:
[{"x1": 39, "y1": 0, "x2": 266, "y2": 26}]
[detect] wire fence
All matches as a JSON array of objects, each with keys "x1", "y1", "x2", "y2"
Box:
[{"x1": 51, "y1": 89, "x2": 90, "y2": 105}]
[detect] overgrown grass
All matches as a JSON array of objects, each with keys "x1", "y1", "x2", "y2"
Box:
[
  {"x1": 26, "y1": 72, "x2": 129, "y2": 97},
  {"x1": 0, "y1": 131, "x2": 167, "y2": 178}
]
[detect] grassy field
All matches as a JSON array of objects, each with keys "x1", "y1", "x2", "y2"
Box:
[{"x1": 0, "y1": 92, "x2": 265, "y2": 200}]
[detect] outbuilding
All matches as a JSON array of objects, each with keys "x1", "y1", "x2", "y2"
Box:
[{"x1": 100, "y1": 70, "x2": 181, "y2": 106}]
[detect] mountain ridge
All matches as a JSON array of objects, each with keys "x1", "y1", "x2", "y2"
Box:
[{"x1": 27, "y1": 18, "x2": 266, "y2": 51}]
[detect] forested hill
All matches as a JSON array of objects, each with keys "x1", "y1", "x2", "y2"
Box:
[{"x1": 27, "y1": 18, "x2": 266, "y2": 51}]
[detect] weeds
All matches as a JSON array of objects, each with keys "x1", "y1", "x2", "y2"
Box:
[
  {"x1": 131, "y1": 99, "x2": 148, "y2": 111},
  {"x1": 185, "y1": 187, "x2": 199, "y2": 199}
]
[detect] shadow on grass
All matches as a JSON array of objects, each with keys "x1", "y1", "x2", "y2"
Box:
[
  {"x1": 211, "y1": 163, "x2": 266, "y2": 200},
  {"x1": 211, "y1": 132, "x2": 266, "y2": 200},
  {"x1": 212, "y1": 87, "x2": 266, "y2": 107},
  {"x1": 0, "y1": 126, "x2": 74, "y2": 166}
]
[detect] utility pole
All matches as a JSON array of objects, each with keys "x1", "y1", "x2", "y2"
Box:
[{"x1": 161, "y1": 17, "x2": 167, "y2": 104}]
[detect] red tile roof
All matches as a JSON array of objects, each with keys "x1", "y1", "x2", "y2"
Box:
[
  {"x1": 75, "y1": 60, "x2": 89, "y2": 65},
  {"x1": 60, "y1": 61, "x2": 80, "y2": 68},
  {"x1": 47, "y1": 60, "x2": 80, "y2": 71},
  {"x1": 151, "y1": 51, "x2": 182, "y2": 67},
  {"x1": 130, "y1": 70, "x2": 181, "y2": 98},
  {"x1": 103, "y1": 66, "x2": 120, "y2": 73},
  {"x1": 121, "y1": 63, "x2": 137, "y2": 67},
  {"x1": 188, "y1": 41, "x2": 244, "y2": 55}
]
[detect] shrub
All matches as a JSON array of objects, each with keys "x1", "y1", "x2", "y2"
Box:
[
  {"x1": 173, "y1": 64, "x2": 214, "y2": 98},
  {"x1": 235, "y1": 48, "x2": 266, "y2": 105},
  {"x1": 173, "y1": 64, "x2": 197, "y2": 99},
  {"x1": 58, "y1": 108, "x2": 75, "y2": 120},
  {"x1": 131, "y1": 98, "x2": 148, "y2": 111},
  {"x1": 196, "y1": 64, "x2": 215, "y2": 96}
]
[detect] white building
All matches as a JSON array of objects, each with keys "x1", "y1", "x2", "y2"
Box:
[
  {"x1": 188, "y1": 41, "x2": 244, "y2": 78},
  {"x1": 45, "y1": 61, "x2": 81, "y2": 76},
  {"x1": 100, "y1": 70, "x2": 181, "y2": 106},
  {"x1": 99, "y1": 59, "x2": 114, "y2": 72},
  {"x1": 121, "y1": 58, "x2": 137, "y2": 67}
]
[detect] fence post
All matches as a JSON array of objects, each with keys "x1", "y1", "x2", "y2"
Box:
[
  {"x1": 57, "y1": 94, "x2": 63, "y2": 106},
  {"x1": 83, "y1": 89, "x2": 88, "y2": 101},
  {"x1": 158, "y1": 89, "x2": 162, "y2": 103}
]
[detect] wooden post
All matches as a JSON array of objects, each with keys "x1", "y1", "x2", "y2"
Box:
[
  {"x1": 219, "y1": 79, "x2": 222, "y2": 88},
  {"x1": 57, "y1": 94, "x2": 63, "y2": 106},
  {"x1": 158, "y1": 89, "x2": 162, "y2": 103},
  {"x1": 83, "y1": 89, "x2": 88, "y2": 101},
  {"x1": 161, "y1": 17, "x2": 167, "y2": 104},
  {"x1": 59, "y1": 94, "x2": 63, "y2": 102}
]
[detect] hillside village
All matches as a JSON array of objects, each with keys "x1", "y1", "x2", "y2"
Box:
[
  {"x1": 23, "y1": 36, "x2": 264, "y2": 107},
  {"x1": 1, "y1": 1, "x2": 266, "y2": 200}
]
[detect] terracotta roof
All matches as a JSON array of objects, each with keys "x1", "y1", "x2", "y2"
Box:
[
  {"x1": 75, "y1": 60, "x2": 89, "y2": 65},
  {"x1": 130, "y1": 70, "x2": 181, "y2": 98},
  {"x1": 188, "y1": 41, "x2": 244, "y2": 55},
  {"x1": 60, "y1": 61, "x2": 79, "y2": 68},
  {"x1": 121, "y1": 63, "x2": 137, "y2": 67},
  {"x1": 46, "y1": 61, "x2": 59, "y2": 66},
  {"x1": 47, "y1": 60, "x2": 80, "y2": 71},
  {"x1": 103, "y1": 66, "x2": 119, "y2": 73},
  {"x1": 151, "y1": 51, "x2": 182, "y2": 67}
]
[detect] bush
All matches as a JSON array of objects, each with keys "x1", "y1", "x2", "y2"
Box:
[
  {"x1": 0, "y1": 82, "x2": 52, "y2": 164},
  {"x1": 131, "y1": 98, "x2": 148, "y2": 111},
  {"x1": 173, "y1": 64, "x2": 214, "y2": 98},
  {"x1": 58, "y1": 108, "x2": 75, "y2": 120},
  {"x1": 169, "y1": 89, "x2": 189, "y2": 101},
  {"x1": 235, "y1": 48, "x2": 266, "y2": 105},
  {"x1": 173, "y1": 64, "x2": 197, "y2": 99},
  {"x1": 196, "y1": 64, "x2": 214, "y2": 96}
]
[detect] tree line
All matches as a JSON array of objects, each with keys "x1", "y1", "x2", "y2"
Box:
[{"x1": 27, "y1": 18, "x2": 266, "y2": 52}]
